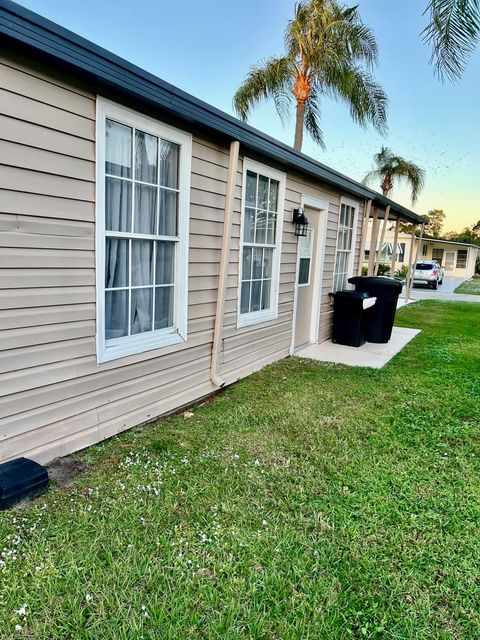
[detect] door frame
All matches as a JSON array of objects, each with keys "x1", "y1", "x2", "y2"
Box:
[
  {"x1": 290, "y1": 195, "x2": 329, "y2": 354},
  {"x1": 444, "y1": 250, "x2": 456, "y2": 274}
]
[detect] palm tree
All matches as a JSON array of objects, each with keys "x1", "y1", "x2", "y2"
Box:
[
  {"x1": 423, "y1": 0, "x2": 480, "y2": 81},
  {"x1": 233, "y1": 0, "x2": 388, "y2": 151},
  {"x1": 362, "y1": 147, "x2": 425, "y2": 204}
]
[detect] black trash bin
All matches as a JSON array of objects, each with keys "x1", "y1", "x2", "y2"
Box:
[
  {"x1": 348, "y1": 276, "x2": 403, "y2": 343},
  {"x1": 331, "y1": 291, "x2": 376, "y2": 347}
]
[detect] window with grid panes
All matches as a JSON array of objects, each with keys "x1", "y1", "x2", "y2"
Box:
[
  {"x1": 239, "y1": 164, "x2": 284, "y2": 325},
  {"x1": 456, "y1": 249, "x2": 468, "y2": 268},
  {"x1": 97, "y1": 100, "x2": 191, "y2": 362},
  {"x1": 298, "y1": 229, "x2": 313, "y2": 285},
  {"x1": 333, "y1": 202, "x2": 357, "y2": 291},
  {"x1": 432, "y1": 248, "x2": 444, "y2": 265}
]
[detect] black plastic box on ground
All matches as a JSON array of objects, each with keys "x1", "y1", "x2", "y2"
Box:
[
  {"x1": 348, "y1": 276, "x2": 403, "y2": 344},
  {"x1": 0, "y1": 457, "x2": 49, "y2": 509},
  {"x1": 331, "y1": 290, "x2": 375, "y2": 347}
]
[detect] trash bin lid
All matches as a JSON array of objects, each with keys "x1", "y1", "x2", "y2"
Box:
[
  {"x1": 330, "y1": 290, "x2": 372, "y2": 299},
  {"x1": 348, "y1": 276, "x2": 403, "y2": 289}
]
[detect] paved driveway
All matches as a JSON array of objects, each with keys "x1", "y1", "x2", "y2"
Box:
[{"x1": 400, "y1": 276, "x2": 480, "y2": 303}]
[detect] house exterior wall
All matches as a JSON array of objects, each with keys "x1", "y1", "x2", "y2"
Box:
[
  {"x1": 362, "y1": 228, "x2": 478, "y2": 279},
  {"x1": 0, "y1": 53, "x2": 364, "y2": 464},
  {"x1": 420, "y1": 240, "x2": 478, "y2": 278}
]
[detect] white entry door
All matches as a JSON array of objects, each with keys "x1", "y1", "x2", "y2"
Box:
[
  {"x1": 444, "y1": 251, "x2": 455, "y2": 274},
  {"x1": 293, "y1": 204, "x2": 325, "y2": 350}
]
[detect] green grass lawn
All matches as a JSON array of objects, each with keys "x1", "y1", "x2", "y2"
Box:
[
  {"x1": 1, "y1": 301, "x2": 479, "y2": 640},
  {"x1": 454, "y1": 276, "x2": 480, "y2": 295}
]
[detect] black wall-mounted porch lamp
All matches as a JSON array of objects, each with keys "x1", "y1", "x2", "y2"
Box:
[{"x1": 292, "y1": 206, "x2": 309, "y2": 237}]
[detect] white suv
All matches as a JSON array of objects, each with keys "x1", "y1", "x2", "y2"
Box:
[{"x1": 412, "y1": 261, "x2": 445, "y2": 289}]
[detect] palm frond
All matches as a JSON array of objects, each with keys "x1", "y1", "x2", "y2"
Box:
[
  {"x1": 423, "y1": 0, "x2": 480, "y2": 81},
  {"x1": 391, "y1": 159, "x2": 426, "y2": 203},
  {"x1": 303, "y1": 88, "x2": 326, "y2": 149},
  {"x1": 334, "y1": 5, "x2": 379, "y2": 66},
  {"x1": 233, "y1": 56, "x2": 292, "y2": 121},
  {"x1": 323, "y1": 63, "x2": 388, "y2": 134},
  {"x1": 364, "y1": 148, "x2": 426, "y2": 204},
  {"x1": 373, "y1": 146, "x2": 394, "y2": 166},
  {"x1": 361, "y1": 168, "x2": 384, "y2": 187}
]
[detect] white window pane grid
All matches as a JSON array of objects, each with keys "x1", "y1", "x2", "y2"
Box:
[
  {"x1": 241, "y1": 246, "x2": 273, "y2": 313},
  {"x1": 241, "y1": 170, "x2": 279, "y2": 315},
  {"x1": 104, "y1": 118, "x2": 179, "y2": 341},
  {"x1": 456, "y1": 250, "x2": 467, "y2": 268},
  {"x1": 298, "y1": 229, "x2": 313, "y2": 285},
  {"x1": 333, "y1": 203, "x2": 356, "y2": 292},
  {"x1": 243, "y1": 171, "x2": 279, "y2": 245}
]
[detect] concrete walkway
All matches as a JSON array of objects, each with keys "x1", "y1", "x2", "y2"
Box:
[
  {"x1": 400, "y1": 276, "x2": 480, "y2": 304},
  {"x1": 295, "y1": 327, "x2": 421, "y2": 369}
]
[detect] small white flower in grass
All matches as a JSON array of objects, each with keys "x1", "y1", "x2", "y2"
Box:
[
  {"x1": 35, "y1": 565, "x2": 41, "y2": 572},
  {"x1": 15, "y1": 624, "x2": 22, "y2": 632},
  {"x1": 262, "y1": 519, "x2": 268, "y2": 526},
  {"x1": 141, "y1": 605, "x2": 149, "y2": 618},
  {"x1": 254, "y1": 459, "x2": 260, "y2": 466},
  {"x1": 15, "y1": 604, "x2": 27, "y2": 617},
  {"x1": 85, "y1": 594, "x2": 93, "y2": 603}
]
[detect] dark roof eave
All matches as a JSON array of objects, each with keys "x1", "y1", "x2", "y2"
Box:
[{"x1": 0, "y1": 0, "x2": 426, "y2": 226}]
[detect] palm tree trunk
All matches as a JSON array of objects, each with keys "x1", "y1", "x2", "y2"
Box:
[
  {"x1": 381, "y1": 173, "x2": 393, "y2": 198},
  {"x1": 294, "y1": 100, "x2": 305, "y2": 151}
]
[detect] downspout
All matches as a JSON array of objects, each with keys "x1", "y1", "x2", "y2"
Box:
[{"x1": 210, "y1": 140, "x2": 240, "y2": 388}]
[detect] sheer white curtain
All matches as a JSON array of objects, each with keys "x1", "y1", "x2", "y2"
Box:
[
  {"x1": 104, "y1": 120, "x2": 178, "y2": 341},
  {"x1": 131, "y1": 240, "x2": 153, "y2": 334}
]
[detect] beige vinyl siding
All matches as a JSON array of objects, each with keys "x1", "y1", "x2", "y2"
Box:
[
  {"x1": 0, "y1": 51, "x2": 366, "y2": 464},
  {"x1": 220, "y1": 164, "x2": 344, "y2": 379},
  {"x1": 0, "y1": 55, "x2": 223, "y2": 463}
]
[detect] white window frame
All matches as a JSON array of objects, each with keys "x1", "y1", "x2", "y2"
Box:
[
  {"x1": 96, "y1": 97, "x2": 192, "y2": 363},
  {"x1": 237, "y1": 158, "x2": 286, "y2": 328},
  {"x1": 456, "y1": 249, "x2": 468, "y2": 269},
  {"x1": 297, "y1": 228, "x2": 314, "y2": 287},
  {"x1": 333, "y1": 197, "x2": 359, "y2": 291}
]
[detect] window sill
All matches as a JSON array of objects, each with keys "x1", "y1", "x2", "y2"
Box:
[
  {"x1": 97, "y1": 330, "x2": 185, "y2": 364},
  {"x1": 237, "y1": 309, "x2": 277, "y2": 329}
]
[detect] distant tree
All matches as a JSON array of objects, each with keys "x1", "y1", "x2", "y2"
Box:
[
  {"x1": 233, "y1": 0, "x2": 388, "y2": 151},
  {"x1": 362, "y1": 146, "x2": 425, "y2": 204},
  {"x1": 423, "y1": 0, "x2": 480, "y2": 81},
  {"x1": 444, "y1": 222, "x2": 480, "y2": 245},
  {"x1": 424, "y1": 209, "x2": 446, "y2": 237}
]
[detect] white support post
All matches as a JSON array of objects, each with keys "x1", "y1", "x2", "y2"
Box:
[
  {"x1": 405, "y1": 224, "x2": 418, "y2": 301},
  {"x1": 367, "y1": 208, "x2": 379, "y2": 276},
  {"x1": 357, "y1": 199, "x2": 372, "y2": 275},
  {"x1": 390, "y1": 217, "x2": 400, "y2": 276},
  {"x1": 374, "y1": 205, "x2": 391, "y2": 276}
]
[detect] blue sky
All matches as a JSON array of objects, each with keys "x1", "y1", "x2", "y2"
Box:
[{"x1": 20, "y1": 0, "x2": 480, "y2": 231}]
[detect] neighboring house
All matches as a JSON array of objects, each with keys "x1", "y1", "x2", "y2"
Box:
[
  {"x1": 0, "y1": 1, "x2": 424, "y2": 464},
  {"x1": 364, "y1": 229, "x2": 479, "y2": 278}
]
